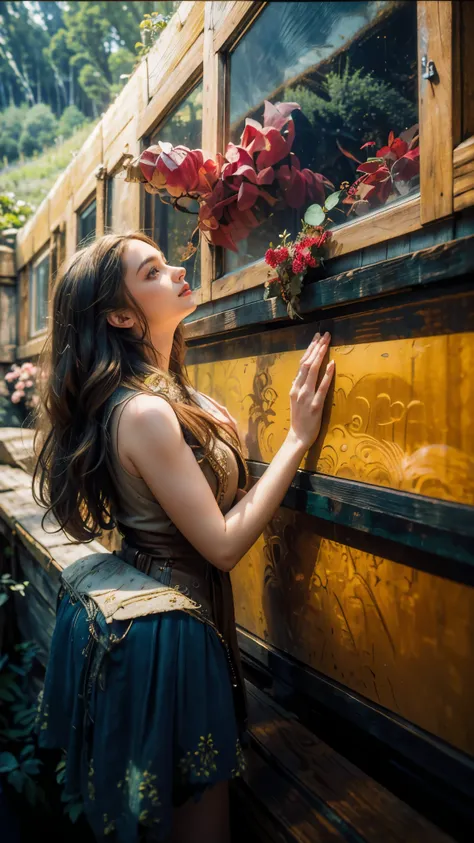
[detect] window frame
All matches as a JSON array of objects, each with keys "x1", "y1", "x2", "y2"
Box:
[
  {"x1": 203, "y1": 0, "x2": 461, "y2": 303},
  {"x1": 139, "y1": 1, "x2": 471, "y2": 306},
  {"x1": 76, "y1": 195, "x2": 97, "y2": 248},
  {"x1": 29, "y1": 244, "x2": 50, "y2": 338}
]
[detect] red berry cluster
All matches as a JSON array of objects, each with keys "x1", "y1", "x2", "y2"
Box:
[{"x1": 264, "y1": 246, "x2": 290, "y2": 268}]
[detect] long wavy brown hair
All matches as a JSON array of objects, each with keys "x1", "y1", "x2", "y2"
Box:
[{"x1": 32, "y1": 232, "x2": 245, "y2": 543}]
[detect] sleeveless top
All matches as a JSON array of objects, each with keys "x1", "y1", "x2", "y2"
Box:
[
  {"x1": 104, "y1": 382, "x2": 248, "y2": 555},
  {"x1": 101, "y1": 378, "x2": 249, "y2": 728}
]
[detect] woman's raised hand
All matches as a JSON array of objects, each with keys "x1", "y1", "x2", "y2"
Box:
[{"x1": 288, "y1": 332, "x2": 335, "y2": 449}]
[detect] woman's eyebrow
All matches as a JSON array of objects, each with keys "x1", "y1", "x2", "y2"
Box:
[{"x1": 136, "y1": 255, "x2": 158, "y2": 275}]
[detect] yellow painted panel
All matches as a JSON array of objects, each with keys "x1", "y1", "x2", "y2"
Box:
[
  {"x1": 188, "y1": 332, "x2": 474, "y2": 504},
  {"x1": 230, "y1": 508, "x2": 474, "y2": 755}
]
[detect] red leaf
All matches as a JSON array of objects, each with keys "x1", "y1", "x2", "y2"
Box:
[
  {"x1": 209, "y1": 225, "x2": 238, "y2": 252},
  {"x1": 256, "y1": 128, "x2": 290, "y2": 169},
  {"x1": 336, "y1": 139, "x2": 362, "y2": 164},
  {"x1": 263, "y1": 100, "x2": 300, "y2": 131},
  {"x1": 257, "y1": 166, "x2": 275, "y2": 185},
  {"x1": 237, "y1": 182, "x2": 260, "y2": 211},
  {"x1": 356, "y1": 160, "x2": 383, "y2": 175},
  {"x1": 360, "y1": 141, "x2": 376, "y2": 149},
  {"x1": 388, "y1": 130, "x2": 395, "y2": 146}
]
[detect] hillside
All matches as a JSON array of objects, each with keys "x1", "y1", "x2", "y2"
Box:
[{"x1": 0, "y1": 121, "x2": 98, "y2": 211}]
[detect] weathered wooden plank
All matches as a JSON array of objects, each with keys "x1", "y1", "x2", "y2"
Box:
[
  {"x1": 0, "y1": 284, "x2": 16, "y2": 357},
  {"x1": 48, "y1": 166, "x2": 72, "y2": 233},
  {"x1": 138, "y1": 33, "x2": 203, "y2": 141},
  {"x1": 460, "y1": 1, "x2": 474, "y2": 140},
  {"x1": 187, "y1": 234, "x2": 474, "y2": 339},
  {"x1": 0, "y1": 428, "x2": 35, "y2": 472},
  {"x1": 246, "y1": 683, "x2": 455, "y2": 843},
  {"x1": 418, "y1": 1, "x2": 454, "y2": 223},
  {"x1": 15, "y1": 219, "x2": 35, "y2": 270},
  {"x1": 212, "y1": 1, "x2": 266, "y2": 53},
  {"x1": 146, "y1": 1, "x2": 204, "y2": 104},
  {"x1": 16, "y1": 334, "x2": 48, "y2": 361},
  {"x1": 201, "y1": 2, "x2": 226, "y2": 303},
  {"x1": 102, "y1": 62, "x2": 147, "y2": 161},
  {"x1": 238, "y1": 744, "x2": 350, "y2": 843},
  {"x1": 31, "y1": 199, "x2": 50, "y2": 257},
  {"x1": 0, "y1": 488, "x2": 39, "y2": 529},
  {"x1": 17, "y1": 545, "x2": 60, "y2": 606},
  {"x1": 0, "y1": 465, "x2": 32, "y2": 492},
  {"x1": 13, "y1": 584, "x2": 56, "y2": 666},
  {"x1": 237, "y1": 630, "x2": 474, "y2": 802}
]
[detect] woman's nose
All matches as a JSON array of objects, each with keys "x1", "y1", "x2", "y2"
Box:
[{"x1": 173, "y1": 266, "x2": 186, "y2": 283}]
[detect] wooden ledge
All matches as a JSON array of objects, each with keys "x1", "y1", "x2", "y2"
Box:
[
  {"x1": 236, "y1": 681, "x2": 454, "y2": 843},
  {"x1": 185, "y1": 232, "x2": 474, "y2": 340}
]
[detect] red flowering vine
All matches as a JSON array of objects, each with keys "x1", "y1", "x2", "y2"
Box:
[{"x1": 264, "y1": 225, "x2": 332, "y2": 320}]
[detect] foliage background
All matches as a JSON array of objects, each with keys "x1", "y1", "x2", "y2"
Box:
[{"x1": 0, "y1": 1, "x2": 178, "y2": 165}]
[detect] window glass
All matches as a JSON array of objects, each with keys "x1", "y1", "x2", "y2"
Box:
[
  {"x1": 226, "y1": 0, "x2": 418, "y2": 273},
  {"x1": 78, "y1": 199, "x2": 97, "y2": 246},
  {"x1": 30, "y1": 251, "x2": 50, "y2": 335},
  {"x1": 149, "y1": 82, "x2": 203, "y2": 289}
]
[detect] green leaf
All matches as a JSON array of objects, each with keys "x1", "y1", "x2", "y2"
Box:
[
  {"x1": 0, "y1": 688, "x2": 15, "y2": 702},
  {"x1": 323, "y1": 190, "x2": 342, "y2": 211},
  {"x1": 20, "y1": 743, "x2": 35, "y2": 760},
  {"x1": 304, "y1": 204, "x2": 325, "y2": 226},
  {"x1": 0, "y1": 594, "x2": 8, "y2": 608},
  {"x1": 22, "y1": 758, "x2": 42, "y2": 775},
  {"x1": 67, "y1": 802, "x2": 84, "y2": 823},
  {"x1": 0, "y1": 751, "x2": 19, "y2": 773},
  {"x1": 8, "y1": 768, "x2": 25, "y2": 793}
]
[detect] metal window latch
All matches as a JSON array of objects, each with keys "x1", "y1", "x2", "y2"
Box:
[{"x1": 421, "y1": 55, "x2": 437, "y2": 80}]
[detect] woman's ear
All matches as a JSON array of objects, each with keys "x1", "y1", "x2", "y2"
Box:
[{"x1": 107, "y1": 311, "x2": 135, "y2": 330}]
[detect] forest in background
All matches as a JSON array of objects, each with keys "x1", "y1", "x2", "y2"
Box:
[{"x1": 0, "y1": 1, "x2": 177, "y2": 166}]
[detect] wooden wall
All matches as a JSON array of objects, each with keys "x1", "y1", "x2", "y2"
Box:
[{"x1": 9, "y1": 0, "x2": 474, "y2": 805}]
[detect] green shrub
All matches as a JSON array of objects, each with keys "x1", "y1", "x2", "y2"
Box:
[
  {"x1": 18, "y1": 104, "x2": 59, "y2": 158},
  {"x1": 57, "y1": 105, "x2": 86, "y2": 140}
]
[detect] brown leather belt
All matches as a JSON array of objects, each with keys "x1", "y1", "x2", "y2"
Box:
[{"x1": 116, "y1": 540, "x2": 214, "y2": 623}]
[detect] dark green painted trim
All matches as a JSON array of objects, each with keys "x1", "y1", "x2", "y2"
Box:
[
  {"x1": 247, "y1": 462, "x2": 474, "y2": 583},
  {"x1": 186, "y1": 282, "x2": 474, "y2": 362},
  {"x1": 185, "y1": 233, "x2": 474, "y2": 340},
  {"x1": 237, "y1": 628, "x2": 474, "y2": 802}
]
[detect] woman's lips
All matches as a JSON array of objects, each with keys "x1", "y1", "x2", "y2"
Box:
[{"x1": 179, "y1": 289, "x2": 192, "y2": 297}]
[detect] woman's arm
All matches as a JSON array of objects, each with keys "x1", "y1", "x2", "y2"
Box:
[
  {"x1": 124, "y1": 333, "x2": 333, "y2": 572},
  {"x1": 121, "y1": 394, "x2": 306, "y2": 572}
]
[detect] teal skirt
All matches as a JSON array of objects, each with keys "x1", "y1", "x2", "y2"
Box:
[{"x1": 37, "y1": 592, "x2": 246, "y2": 842}]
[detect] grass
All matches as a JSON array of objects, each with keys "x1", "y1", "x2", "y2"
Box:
[{"x1": 0, "y1": 121, "x2": 98, "y2": 211}]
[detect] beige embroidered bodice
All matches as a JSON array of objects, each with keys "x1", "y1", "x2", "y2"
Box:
[{"x1": 105, "y1": 384, "x2": 247, "y2": 555}]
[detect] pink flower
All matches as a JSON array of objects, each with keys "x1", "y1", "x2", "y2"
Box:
[
  {"x1": 16, "y1": 380, "x2": 25, "y2": 390},
  {"x1": 25, "y1": 380, "x2": 34, "y2": 388},
  {"x1": 5, "y1": 371, "x2": 18, "y2": 382},
  {"x1": 11, "y1": 391, "x2": 22, "y2": 404}
]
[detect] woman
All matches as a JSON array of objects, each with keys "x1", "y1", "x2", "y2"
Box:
[{"x1": 33, "y1": 232, "x2": 334, "y2": 843}]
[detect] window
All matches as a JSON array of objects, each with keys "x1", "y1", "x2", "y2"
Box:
[
  {"x1": 105, "y1": 173, "x2": 137, "y2": 234},
  {"x1": 225, "y1": 0, "x2": 418, "y2": 273},
  {"x1": 105, "y1": 177, "x2": 114, "y2": 232},
  {"x1": 77, "y1": 198, "x2": 97, "y2": 246},
  {"x1": 146, "y1": 82, "x2": 203, "y2": 289},
  {"x1": 29, "y1": 247, "x2": 50, "y2": 336}
]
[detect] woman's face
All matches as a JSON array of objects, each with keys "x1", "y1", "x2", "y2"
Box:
[{"x1": 121, "y1": 238, "x2": 197, "y2": 331}]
